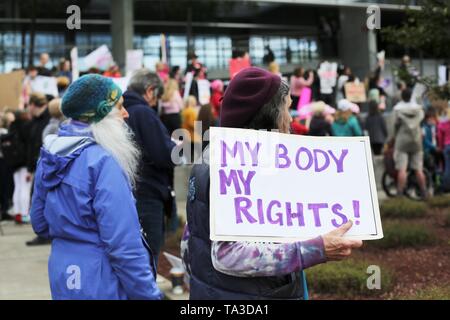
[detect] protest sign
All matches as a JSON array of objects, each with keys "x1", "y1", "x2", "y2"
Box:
[
  {"x1": 438, "y1": 65, "x2": 448, "y2": 86},
  {"x1": 229, "y1": 57, "x2": 251, "y2": 79},
  {"x1": 126, "y1": 49, "x2": 144, "y2": 77},
  {"x1": 209, "y1": 127, "x2": 383, "y2": 242},
  {"x1": 197, "y1": 79, "x2": 211, "y2": 105},
  {"x1": 30, "y1": 75, "x2": 59, "y2": 97},
  {"x1": 0, "y1": 70, "x2": 25, "y2": 111},
  {"x1": 318, "y1": 61, "x2": 337, "y2": 94},
  {"x1": 183, "y1": 72, "x2": 194, "y2": 101},
  {"x1": 83, "y1": 45, "x2": 114, "y2": 70},
  {"x1": 111, "y1": 77, "x2": 130, "y2": 93},
  {"x1": 71, "y1": 47, "x2": 79, "y2": 81},
  {"x1": 344, "y1": 82, "x2": 367, "y2": 103}
]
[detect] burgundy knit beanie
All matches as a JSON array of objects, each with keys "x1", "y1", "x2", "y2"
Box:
[{"x1": 220, "y1": 67, "x2": 281, "y2": 128}]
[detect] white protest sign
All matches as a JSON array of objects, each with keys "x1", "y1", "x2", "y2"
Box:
[
  {"x1": 183, "y1": 72, "x2": 194, "y2": 101},
  {"x1": 126, "y1": 49, "x2": 144, "y2": 77},
  {"x1": 71, "y1": 47, "x2": 79, "y2": 82},
  {"x1": 83, "y1": 44, "x2": 114, "y2": 70},
  {"x1": 30, "y1": 76, "x2": 59, "y2": 97},
  {"x1": 209, "y1": 127, "x2": 383, "y2": 242},
  {"x1": 111, "y1": 77, "x2": 130, "y2": 93},
  {"x1": 438, "y1": 65, "x2": 448, "y2": 86},
  {"x1": 318, "y1": 61, "x2": 337, "y2": 94},
  {"x1": 197, "y1": 79, "x2": 211, "y2": 105}
]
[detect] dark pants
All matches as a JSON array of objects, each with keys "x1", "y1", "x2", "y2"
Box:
[
  {"x1": 136, "y1": 195, "x2": 165, "y2": 266},
  {"x1": 371, "y1": 143, "x2": 384, "y2": 156}
]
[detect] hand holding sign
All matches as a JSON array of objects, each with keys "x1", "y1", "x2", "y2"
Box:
[{"x1": 322, "y1": 220, "x2": 363, "y2": 261}]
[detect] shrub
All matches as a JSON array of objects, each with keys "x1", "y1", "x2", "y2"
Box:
[
  {"x1": 380, "y1": 198, "x2": 427, "y2": 218},
  {"x1": 427, "y1": 195, "x2": 450, "y2": 208},
  {"x1": 306, "y1": 259, "x2": 393, "y2": 297},
  {"x1": 370, "y1": 222, "x2": 437, "y2": 249}
]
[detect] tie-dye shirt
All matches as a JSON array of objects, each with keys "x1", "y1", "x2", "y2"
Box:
[{"x1": 181, "y1": 224, "x2": 326, "y2": 277}]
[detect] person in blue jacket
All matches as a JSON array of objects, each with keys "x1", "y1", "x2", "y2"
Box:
[{"x1": 29, "y1": 74, "x2": 162, "y2": 300}]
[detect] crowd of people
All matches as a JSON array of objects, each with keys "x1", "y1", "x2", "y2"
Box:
[{"x1": 0, "y1": 48, "x2": 449, "y2": 299}]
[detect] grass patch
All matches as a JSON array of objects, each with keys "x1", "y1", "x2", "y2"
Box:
[
  {"x1": 427, "y1": 194, "x2": 450, "y2": 208},
  {"x1": 380, "y1": 198, "x2": 427, "y2": 218},
  {"x1": 370, "y1": 222, "x2": 437, "y2": 249},
  {"x1": 306, "y1": 259, "x2": 393, "y2": 297},
  {"x1": 399, "y1": 285, "x2": 450, "y2": 300}
]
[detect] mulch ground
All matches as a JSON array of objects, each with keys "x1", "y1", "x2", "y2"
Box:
[
  {"x1": 157, "y1": 207, "x2": 450, "y2": 300},
  {"x1": 312, "y1": 206, "x2": 450, "y2": 300}
]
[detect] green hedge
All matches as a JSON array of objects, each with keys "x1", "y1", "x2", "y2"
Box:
[
  {"x1": 306, "y1": 260, "x2": 393, "y2": 297},
  {"x1": 370, "y1": 222, "x2": 437, "y2": 249},
  {"x1": 427, "y1": 195, "x2": 450, "y2": 208},
  {"x1": 380, "y1": 198, "x2": 427, "y2": 219}
]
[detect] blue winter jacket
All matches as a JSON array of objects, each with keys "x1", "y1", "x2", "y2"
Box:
[{"x1": 29, "y1": 121, "x2": 162, "y2": 300}]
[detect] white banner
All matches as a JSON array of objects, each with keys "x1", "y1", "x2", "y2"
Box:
[
  {"x1": 83, "y1": 45, "x2": 114, "y2": 70},
  {"x1": 30, "y1": 76, "x2": 59, "y2": 97},
  {"x1": 126, "y1": 49, "x2": 144, "y2": 77}
]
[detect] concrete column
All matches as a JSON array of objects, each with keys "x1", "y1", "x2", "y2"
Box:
[
  {"x1": 338, "y1": 7, "x2": 377, "y2": 79},
  {"x1": 111, "y1": 0, "x2": 134, "y2": 72}
]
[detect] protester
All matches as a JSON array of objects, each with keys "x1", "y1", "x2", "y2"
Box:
[
  {"x1": 37, "y1": 53, "x2": 52, "y2": 76},
  {"x1": 156, "y1": 61, "x2": 169, "y2": 83},
  {"x1": 289, "y1": 67, "x2": 314, "y2": 110},
  {"x1": 268, "y1": 61, "x2": 282, "y2": 78},
  {"x1": 331, "y1": 99, "x2": 362, "y2": 137},
  {"x1": 29, "y1": 74, "x2": 161, "y2": 299},
  {"x1": 25, "y1": 93, "x2": 51, "y2": 238},
  {"x1": 210, "y1": 79, "x2": 224, "y2": 120},
  {"x1": 422, "y1": 108, "x2": 439, "y2": 174},
  {"x1": 57, "y1": 59, "x2": 72, "y2": 83},
  {"x1": 308, "y1": 101, "x2": 333, "y2": 136},
  {"x1": 336, "y1": 66, "x2": 352, "y2": 104},
  {"x1": 0, "y1": 111, "x2": 15, "y2": 220},
  {"x1": 181, "y1": 67, "x2": 362, "y2": 300},
  {"x1": 42, "y1": 98, "x2": 64, "y2": 139},
  {"x1": 182, "y1": 95, "x2": 201, "y2": 145},
  {"x1": 0, "y1": 110, "x2": 31, "y2": 223},
  {"x1": 398, "y1": 55, "x2": 419, "y2": 89},
  {"x1": 392, "y1": 88, "x2": 428, "y2": 198},
  {"x1": 123, "y1": 69, "x2": 176, "y2": 264},
  {"x1": 160, "y1": 78, "x2": 183, "y2": 135},
  {"x1": 365, "y1": 100, "x2": 388, "y2": 155},
  {"x1": 437, "y1": 107, "x2": 450, "y2": 192},
  {"x1": 103, "y1": 65, "x2": 122, "y2": 78}
]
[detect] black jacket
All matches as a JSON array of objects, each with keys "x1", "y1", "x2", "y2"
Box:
[
  {"x1": 365, "y1": 113, "x2": 388, "y2": 144},
  {"x1": 0, "y1": 118, "x2": 30, "y2": 170},
  {"x1": 27, "y1": 108, "x2": 50, "y2": 173},
  {"x1": 309, "y1": 115, "x2": 332, "y2": 136},
  {"x1": 123, "y1": 90, "x2": 176, "y2": 200}
]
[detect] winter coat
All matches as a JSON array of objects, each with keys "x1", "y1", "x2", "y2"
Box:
[
  {"x1": 123, "y1": 90, "x2": 176, "y2": 199},
  {"x1": 29, "y1": 121, "x2": 162, "y2": 300},
  {"x1": 331, "y1": 115, "x2": 362, "y2": 137}
]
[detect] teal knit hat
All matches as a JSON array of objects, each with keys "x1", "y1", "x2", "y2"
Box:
[{"x1": 61, "y1": 74, "x2": 122, "y2": 123}]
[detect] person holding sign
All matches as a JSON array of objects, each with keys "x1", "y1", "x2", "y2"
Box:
[{"x1": 182, "y1": 67, "x2": 363, "y2": 300}]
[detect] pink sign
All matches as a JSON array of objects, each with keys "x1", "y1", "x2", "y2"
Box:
[{"x1": 297, "y1": 87, "x2": 312, "y2": 113}]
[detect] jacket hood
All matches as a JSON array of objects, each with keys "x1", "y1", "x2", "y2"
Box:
[
  {"x1": 394, "y1": 102, "x2": 424, "y2": 131},
  {"x1": 39, "y1": 121, "x2": 95, "y2": 190}
]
